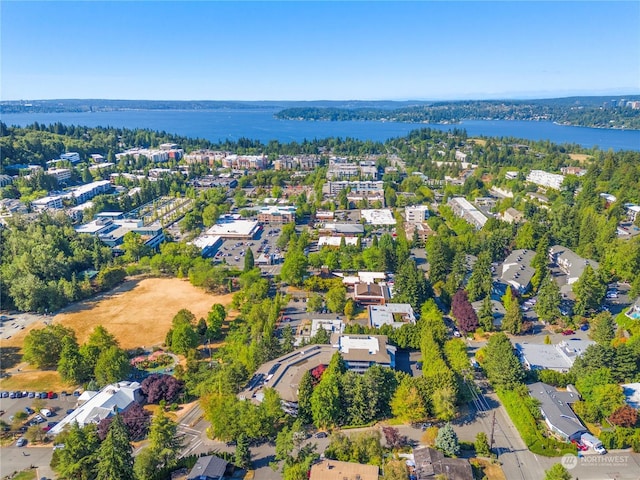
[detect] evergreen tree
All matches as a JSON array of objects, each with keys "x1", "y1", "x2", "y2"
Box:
[
  {"x1": 393, "y1": 258, "x2": 433, "y2": 310},
  {"x1": 244, "y1": 248, "x2": 254, "y2": 272},
  {"x1": 478, "y1": 296, "x2": 494, "y2": 331},
  {"x1": 147, "y1": 407, "x2": 182, "y2": 470},
  {"x1": 573, "y1": 265, "x2": 606, "y2": 316},
  {"x1": 235, "y1": 434, "x2": 252, "y2": 469},
  {"x1": 96, "y1": 414, "x2": 135, "y2": 480},
  {"x1": 435, "y1": 423, "x2": 460, "y2": 457},
  {"x1": 531, "y1": 234, "x2": 549, "y2": 291},
  {"x1": 466, "y1": 251, "x2": 492, "y2": 301},
  {"x1": 53, "y1": 422, "x2": 99, "y2": 480},
  {"x1": 590, "y1": 312, "x2": 615, "y2": 346},
  {"x1": 482, "y1": 332, "x2": 525, "y2": 389},
  {"x1": 426, "y1": 236, "x2": 449, "y2": 285},
  {"x1": 535, "y1": 274, "x2": 561, "y2": 324},
  {"x1": 297, "y1": 371, "x2": 314, "y2": 425},
  {"x1": 502, "y1": 298, "x2": 523, "y2": 335}
]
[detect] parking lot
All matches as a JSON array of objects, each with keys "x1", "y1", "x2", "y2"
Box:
[
  {"x1": 0, "y1": 390, "x2": 81, "y2": 435},
  {"x1": 0, "y1": 312, "x2": 50, "y2": 342},
  {"x1": 212, "y1": 224, "x2": 284, "y2": 272}
]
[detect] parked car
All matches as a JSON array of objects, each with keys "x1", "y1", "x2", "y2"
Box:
[
  {"x1": 580, "y1": 324, "x2": 589, "y2": 331},
  {"x1": 16, "y1": 438, "x2": 27, "y2": 447},
  {"x1": 41, "y1": 409, "x2": 53, "y2": 417},
  {"x1": 28, "y1": 391, "x2": 36, "y2": 398},
  {"x1": 314, "y1": 431, "x2": 328, "y2": 438},
  {"x1": 24, "y1": 407, "x2": 35, "y2": 415},
  {"x1": 562, "y1": 329, "x2": 575, "y2": 336}
]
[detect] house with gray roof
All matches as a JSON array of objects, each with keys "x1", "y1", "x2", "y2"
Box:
[
  {"x1": 187, "y1": 455, "x2": 231, "y2": 480},
  {"x1": 412, "y1": 447, "x2": 473, "y2": 480},
  {"x1": 527, "y1": 382, "x2": 586, "y2": 441},
  {"x1": 549, "y1": 245, "x2": 599, "y2": 285},
  {"x1": 500, "y1": 249, "x2": 536, "y2": 294},
  {"x1": 516, "y1": 339, "x2": 594, "y2": 372}
]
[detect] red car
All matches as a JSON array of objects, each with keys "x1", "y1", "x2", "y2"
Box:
[{"x1": 562, "y1": 329, "x2": 575, "y2": 336}]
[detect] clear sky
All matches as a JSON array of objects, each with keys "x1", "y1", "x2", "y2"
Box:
[{"x1": 1, "y1": 1, "x2": 639, "y2": 101}]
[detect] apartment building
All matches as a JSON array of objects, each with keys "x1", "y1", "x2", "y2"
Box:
[{"x1": 526, "y1": 170, "x2": 565, "y2": 190}]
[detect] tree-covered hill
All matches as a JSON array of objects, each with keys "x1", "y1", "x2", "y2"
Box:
[{"x1": 275, "y1": 97, "x2": 640, "y2": 130}]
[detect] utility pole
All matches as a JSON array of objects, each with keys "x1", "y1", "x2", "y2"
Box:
[{"x1": 489, "y1": 411, "x2": 497, "y2": 456}]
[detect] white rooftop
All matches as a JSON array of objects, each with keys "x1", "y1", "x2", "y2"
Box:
[
  {"x1": 339, "y1": 335, "x2": 380, "y2": 354},
  {"x1": 206, "y1": 220, "x2": 259, "y2": 237},
  {"x1": 318, "y1": 236, "x2": 359, "y2": 247},
  {"x1": 360, "y1": 209, "x2": 396, "y2": 225},
  {"x1": 50, "y1": 381, "x2": 142, "y2": 435}
]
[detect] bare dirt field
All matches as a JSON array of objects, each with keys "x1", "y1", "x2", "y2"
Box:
[
  {"x1": 569, "y1": 153, "x2": 592, "y2": 163},
  {"x1": 3, "y1": 277, "x2": 233, "y2": 351},
  {"x1": 0, "y1": 278, "x2": 235, "y2": 390}
]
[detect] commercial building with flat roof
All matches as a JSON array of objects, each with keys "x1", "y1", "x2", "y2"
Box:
[
  {"x1": 368, "y1": 303, "x2": 416, "y2": 329},
  {"x1": 405, "y1": 205, "x2": 430, "y2": 223},
  {"x1": 239, "y1": 334, "x2": 396, "y2": 411},
  {"x1": 205, "y1": 219, "x2": 260, "y2": 239},
  {"x1": 338, "y1": 334, "x2": 396, "y2": 372},
  {"x1": 360, "y1": 208, "x2": 396, "y2": 225},
  {"x1": 257, "y1": 205, "x2": 296, "y2": 224}
]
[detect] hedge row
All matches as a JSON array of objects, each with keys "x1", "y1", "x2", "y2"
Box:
[{"x1": 497, "y1": 389, "x2": 577, "y2": 457}]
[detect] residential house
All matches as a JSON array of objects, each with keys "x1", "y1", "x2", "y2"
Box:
[
  {"x1": 516, "y1": 339, "x2": 594, "y2": 372},
  {"x1": 309, "y1": 460, "x2": 379, "y2": 480},
  {"x1": 501, "y1": 207, "x2": 524, "y2": 224},
  {"x1": 527, "y1": 382, "x2": 586, "y2": 441},
  {"x1": 412, "y1": 447, "x2": 473, "y2": 480},
  {"x1": 187, "y1": 455, "x2": 231, "y2": 480}
]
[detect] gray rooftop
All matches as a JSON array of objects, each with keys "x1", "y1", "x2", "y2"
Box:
[
  {"x1": 187, "y1": 455, "x2": 228, "y2": 480},
  {"x1": 413, "y1": 447, "x2": 473, "y2": 480},
  {"x1": 549, "y1": 245, "x2": 599, "y2": 281},
  {"x1": 500, "y1": 249, "x2": 536, "y2": 292},
  {"x1": 527, "y1": 382, "x2": 586, "y2": 440}
]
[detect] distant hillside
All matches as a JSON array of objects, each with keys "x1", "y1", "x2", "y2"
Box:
[
  {"x1": 275, "y1": 96, "x2": 640, "y2": 130},
  {"x1": 2, "y1": 96, "x2": 639, "y2": 129}
]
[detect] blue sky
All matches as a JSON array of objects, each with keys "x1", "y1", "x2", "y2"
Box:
[{"x1": 1, "y1": 1, "x2": 639, "y2": 101}]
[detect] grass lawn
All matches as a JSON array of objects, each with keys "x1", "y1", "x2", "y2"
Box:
[
  {"x1": 471, "y1": 458, "x2": 507, "y2": 480},
  {"x1": 11, "y1": 470, "x2": 37, "y2": 480}
]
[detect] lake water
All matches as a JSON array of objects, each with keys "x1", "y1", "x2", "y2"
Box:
[{"x1": 2, "y1": 109, "x2": 639, "y2": 151}]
